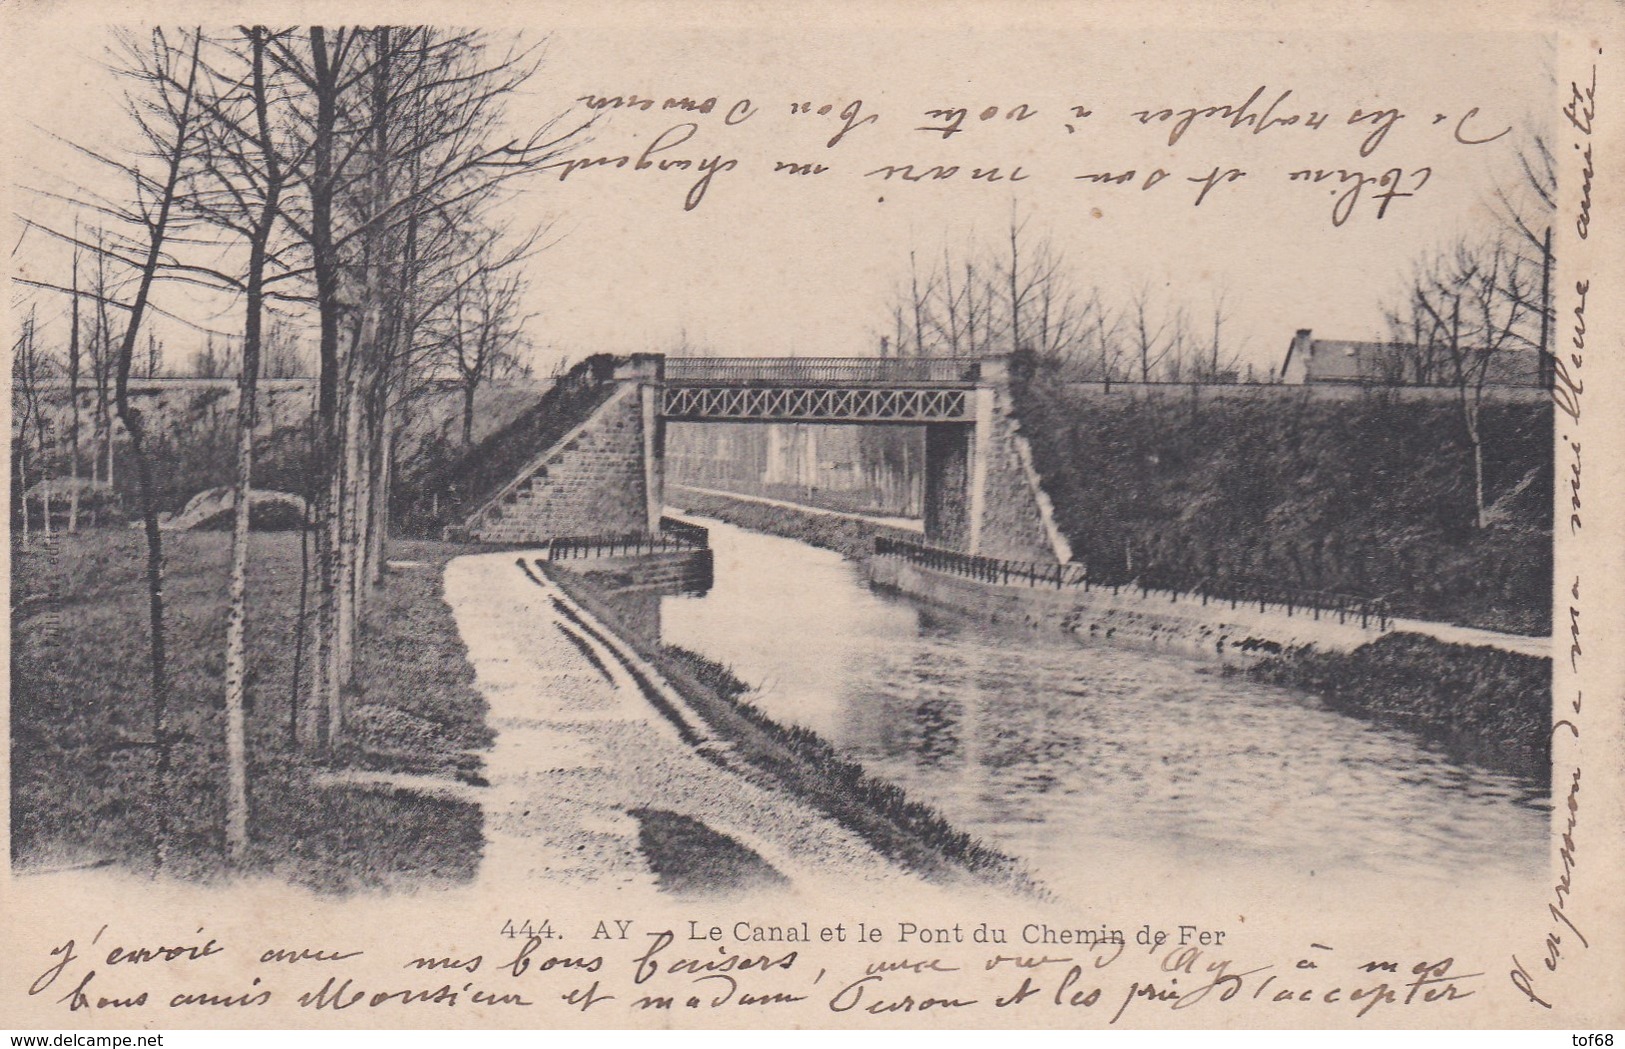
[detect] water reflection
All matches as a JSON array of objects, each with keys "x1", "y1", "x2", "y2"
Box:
[{"x1": 661, "y1": 515, "x2": 1549, "y2": 904}]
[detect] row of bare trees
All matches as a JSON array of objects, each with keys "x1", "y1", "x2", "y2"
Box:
[
  {"x1": 185, "y1": 321, "x2": 307, "y2": 378},
  {"x1": 11, "y1": 308, "x2": 54, "y2": 542},
  {"x1": 15, "y1": 25, "x2": 584, "y2": 866},
  {"x1": 882, "y1": 214, "x2": 1250, "y2": 384},
  {"x1": 1381, "y1": 134, "x2": 1556, "y2": 529},
  {"x1": 11, "y1": 216, "x2": 133, "y2": 535}
]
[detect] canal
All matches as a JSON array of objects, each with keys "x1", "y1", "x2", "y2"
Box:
[{"x1": 660, "y1": 515, "x2": 1550, "y2": 912}]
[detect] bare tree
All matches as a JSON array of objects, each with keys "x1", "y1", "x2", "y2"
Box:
[
  {"x1": 265, "y1": 25, "x2": 356, "y2": 750},
  {"x1": 178, "y1": 24, "x2": 299, "y2": 863},
  {"x1": 1491, "y1": 132, "x2": 1557, "y2": 378},
  {"x1": 1128, "y1": 282, "x2": 1180, "y2": 382},
  {"x1": 937, "y1": 245, "x2": 965, "y2": 353},
  {"x1": 1159, "y1": 307, "x2": 1194, "y2": 383},
  {"x1": 189, "y1": 334, "x2": 235, "y2": 377},
  {"x1": 68, "y1": 225, "x2": 83, "y2": 531},
  {"x1": 1380, "y1": 289, "x2": 1444, "y2": 385},
  {"x1": 12, "y1": 309, "x2": 55, "y2": 543},
  {"x1": 884, "y1": 216, "x2": 1093, "y2": 368},
  {"x1": 88, "y1": 227, "x2": 115, "y2": 491},
  {"x1": 79, "y1": 26, "x2": 210, "y2": 869},
  {"x1": 1083, "y1": 288, "x2": 1125, "y2": 386},
  {"x1": 27, "y1": 311, "x2": 55, "y2": 539},
  {"x1": 261, "y1": 317, "x2": 307, "y2": 377},
  {"x1": 261, "y1": 26, "x2": 591, "y2": 750},
  {"x1": 1028, "y1": 253, "x2": 1088, "y2": 365},
  {"x1": 1004, "y1": 210, "x2": 1026, "y2": 356},
  {"x1": 442, "y1": 259, "x2": 528, "y2": 445},
  {"x1": 962, "y1": 258, "x2": 991, "y2": 356},
  {"x1": 983, "y1": 211, "x2": 1092, "y2": 366},
  {"x1": 17, "y1": 26, "x2": 591, "y2": 804},
  {"x1": 1393, "y1": 237, "x2": 1535, "y2": 527},
  {"x1": 905, "y1": 251, "x2": 928, "y2": 356},
  {"x1": 1197, "y1": 286, "x2": 1245, "y2": 382}
]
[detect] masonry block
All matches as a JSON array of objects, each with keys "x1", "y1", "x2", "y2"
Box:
[
  {"x1": 467, "y1": 384, "x2": 652, "y2": 542},
  {"x1": 920, "y1": 381, "x2": 1064, "y2": 563},
  {"x1": 970, "y1": 382, "x2": 1069, "y2": 563}
]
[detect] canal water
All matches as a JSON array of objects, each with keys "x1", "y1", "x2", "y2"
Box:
[{"x1": 660, "y1": 516, "x2": 1550, "y2": 910}]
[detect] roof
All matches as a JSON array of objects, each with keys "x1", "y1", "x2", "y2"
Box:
[
  {"x1": 1284, "y1": 331, "x2": 1545, "y2": 387},
  {"x1": 1303, "y1": 340, "x2": 1383, "y2": 383}
]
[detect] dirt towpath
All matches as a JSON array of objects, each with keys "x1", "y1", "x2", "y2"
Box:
[{"x1": 443, "y1": 552, "x2": 958, "y2": 903}]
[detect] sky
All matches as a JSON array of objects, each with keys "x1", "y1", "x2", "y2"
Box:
[{"x1": 4, "y1": 9, "x2": 1557, "y2": 381}]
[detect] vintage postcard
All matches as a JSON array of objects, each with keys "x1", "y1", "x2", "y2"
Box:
[{"x1": 4, "y1": 0, "x2": 1622, "y2": 1032}]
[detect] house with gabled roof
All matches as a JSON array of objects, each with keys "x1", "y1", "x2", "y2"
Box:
[{"x1": 1279, "y1": 329, "x2": 1546, "y2": 388}]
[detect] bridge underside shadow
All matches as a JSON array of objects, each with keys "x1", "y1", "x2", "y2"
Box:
[
  {"x1": 461, "y1": 355, "x2": 1069, "y2": 564},
  {"x1": 922, "y1": 422, "x2": 974, "y2": 551}
]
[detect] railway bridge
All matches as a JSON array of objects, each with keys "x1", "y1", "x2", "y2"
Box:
[{"x1": 460, "y1": 354, "x2": 1069, "y2": 563}]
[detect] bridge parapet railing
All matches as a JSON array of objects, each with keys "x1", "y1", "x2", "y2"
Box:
[
  {"x1": 546, "y1": 524, "x2": 709, "y2": 561},
  {"x1": 874, "y1": 537, "x2": 1391, "y2": 629},
  {"x1": 665, "y1": 357, "x2": 984, "y2": 386}
]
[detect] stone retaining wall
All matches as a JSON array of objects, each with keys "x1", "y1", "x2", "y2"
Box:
[
  {"x1": 868, "y1": 556, "x2": 1388, "y2": 666},
  {"x1": 470, "y1": 384, "x2": 651, "y2": 543},
  {"x1": 550, "y1": 549, "x2": 714, "y2": 596}
]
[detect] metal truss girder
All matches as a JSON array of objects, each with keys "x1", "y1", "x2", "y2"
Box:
[{"x1": 658, "y1": 385, "x2": 970, "y2": 422}]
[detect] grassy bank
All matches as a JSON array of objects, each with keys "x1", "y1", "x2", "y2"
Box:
[
  {"x1": 10, "y1": 530, "x2": 491, "y2": 891},
  {"x1": 669, "y1": 488, "x2": 913, "y2": 560},
  {"x1": 396, "y1": 353, "x2": 622, "y2": 537},
  {"x1": 540, "y1": 560, "x2": 1040, "y2": 896},
  {"x1": 1012, "y1": 361, "x2": 1553, "y2": 635},
  {"x1": 1240, "y1": 632, "x2": 1552, "y2": 784}
]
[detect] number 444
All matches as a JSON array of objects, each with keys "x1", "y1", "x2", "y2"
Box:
[{"x1": 500, "y1": 919, "x2": 557, "y2": 940}]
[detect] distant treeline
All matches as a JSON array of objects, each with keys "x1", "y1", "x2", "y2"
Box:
[{"x1": 11, "y1": 381, "x2": 545, "y2": 521}]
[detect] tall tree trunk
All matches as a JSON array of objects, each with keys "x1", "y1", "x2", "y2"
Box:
[
  {"x1": 27, "y1": 311, "x2": 52, "y2": 541},
  {"x1": 1008, "y1": 220, "x2": 1021, "y2": 355},
  {"x1": 338, "y1": 378, "x2": 364, "y2": 673},
  {"x1": 338, "y1": 24, "x2": 390, "y2": 666},
  {"x1": 16, "y1": 392, "x2": 31, "y2": 545},
  {"x1": 351, "y1": 394, "x2": 372, "y2": 615},
  {"x1": 1538, "y1": 225, "x2": 1553, "y2": 388},
  {"x1": 306, "y1": 25, "x2": 342, "y2": 755},
  {"x1": 40, "y1": 472, "x2": 51, "y2": 540},
  {"x1": 909, "y1": 250, "x2": 926, "y2": 357},
  {"x1": 291, "y1": 402, "x2": 316, "y2": 747},
  {"x1": 1471, "y1": 414, "x2": 1486, "y2": 529},
  {"x1": 326, "y1": 380, "x2": 356, "y2": 745},
  {"x1": 107, "y1": 29, "x2": 201, "y2": 871},
  {"x1": 369, "y1": 403, "x2": 393, "y2": 587},
  {"x1": 1448, "y1": 295, "x2": 1487, "y2": 529},
  {"x1": 19, "y1": 459, "x2": 30, "y2": 545},
  {"x1": 964, "y1": 262, "x2": 978, "y2": 356},
  {"x1": 224, "y1": 256, "x2": 264, "y2": 864},
  {"x1": 223, "y1": 28, "x2": 281, "y2": 864},
  {"x1": 69, "y1": 230, "x2": 81, "y2": 533},
  {"x1": 323, "y1": 440, "x2": 343, "y2": 746}
]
